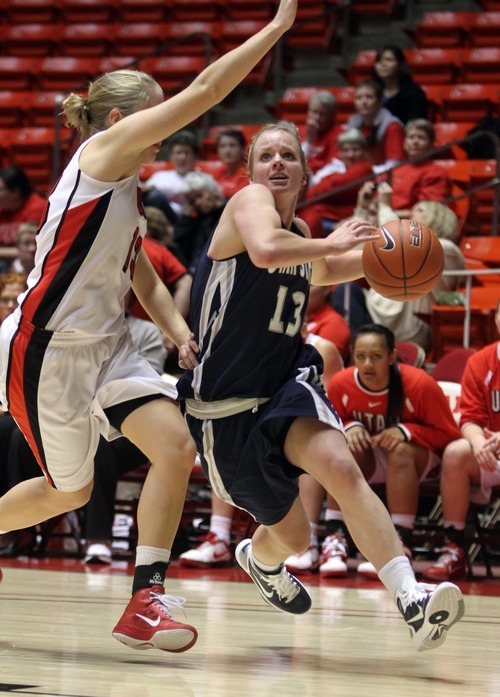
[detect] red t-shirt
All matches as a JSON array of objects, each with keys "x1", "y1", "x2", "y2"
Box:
[
  {"x1": 306, "y1": 303, "x2": 351, "y2": 361},
  {"x1": 390, "y1": 161, "x2": 451, "y2": 211},
  {"x1": 0, "y1": 191, "x2": 47, "y2": 246},
  {"x1": 299, "y1": 123, "x2": 344, "y2": 173},
  {"x1": 130, "y1": 237, "x2": 189, "y2": 321},
  {"x1": 210, "y1": 162, "x2": 249, "y2": 199}
]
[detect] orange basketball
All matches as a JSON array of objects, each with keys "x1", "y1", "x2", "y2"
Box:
[{"x1": 362, "y1": 218, "x2": 444, "y2": 301}]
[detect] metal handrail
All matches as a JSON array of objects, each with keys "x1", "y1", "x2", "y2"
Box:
[{"x1": 296, "y1": 130, "x2": 500, "y2": 237}]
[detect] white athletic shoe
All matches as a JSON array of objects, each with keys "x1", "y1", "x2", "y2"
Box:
[
  {"x1": 358, "y1": 541, "x2": 413, "y2": 580},
  {"x1": 396, "y1": 581, "x2": 465, "y2": 652},
  {"x1": 319, "y1": 534, "x2": 348, "y2": 578},
  {"x1": 179, "y1": 532, "x2": 232, "y2": 568},
  {"x1": 84, "y1": 542, "x2": 112, "y2": 565},
  {"x1": 285, "y1": 546, "x2": 320, "y2": 575}
]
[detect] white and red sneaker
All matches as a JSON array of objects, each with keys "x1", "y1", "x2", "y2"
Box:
[
  {"x1": 422, "y1": 543, "x2": 467, "y2": 582},
  {"x1": 179, "y1": 532, "x2": 232, "y2": 568},
  {"x1": 319, "y1": 534, "x2": 348, "y2": 578},
  {"x1": 285, "y1": 545, "x2": 320, "y2": 575},
  {"x1": 112, "y1": 585, "x2": 198, "y2": 653}
]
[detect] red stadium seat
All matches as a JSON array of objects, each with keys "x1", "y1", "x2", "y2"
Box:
[
  {"x1": 112, "y1": 23, "x2": 167, "y2": 57},
  {"x1": 469, "y1": 12, "x2": 500, "y2": 47},
  {"x1": 273, "y1": 86, "x2": 355, "y2": 125},
  {"x1": 28, "y1": 92, "x2": 67, "y2": 128},
  {"x1": 168, "y1": 0, "x2": 221, "y2": 21},
  {"x1": 3, "y1": 24, "x2": 60, "y2": 57},
  {"x1": 223, "y1": 0, "x2": 275, "y2": 20},
  {"x1": 0, "y1": 57, "x2": 40, "y2": 91},
  {"x1": 116, "y1": 0, "x2": 168, "y2": 23},
  {"x1": 0, "y1": 91, "x2": 30, "y2": 128},
  {"x1": 6, "y1": 0, "x2": 62, "y2": 24},
  {"x1": 59, "y1": 23, "x2": 116, "y2": 57},
  {"x1": 406, "y1": 49, "x2": 462, "y2": 85},
  {"x1": 59, "y1": 0, "x2": 117, "y2": 24},
  {"x1": 439, "y1": 84, "x2": 498, "y2": 123},
  {"x1": 141, "y1": 56, "x2": 208, "y2": 93},
  {"x1": 461, "y1": 48, "x2": 500, "y2": 83},
  {"x1": 36, "y1": 57, "x2": 103, "y2": 91},
  {"x1": 408, "y1": 12, "x2": 475, "y2": 48},
  {"x1": 160, "y1": 21, "x2": 222, "y2": 58},
  {"x1": 342, "y1": 50, "x2": 376, "y2": 83},
  {"x1": 460, "y1": 234, "x2": 500, "y2": 268},
  {"x1": 433, "y1": 122, "x2": 474, "y2": 160},
  {"x1": 7, "y1": 126, "x2": 74, "y2": 188}
]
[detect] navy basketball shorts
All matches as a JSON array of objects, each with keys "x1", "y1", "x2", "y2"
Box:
[{"x1": 186, "y1": 376, "x2": 344, "y2": 526}]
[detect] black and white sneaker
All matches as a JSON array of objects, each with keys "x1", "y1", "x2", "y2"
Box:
[
  {"x1": 395, "y1": 581, "x2": 465, "y2": 652},
  {"x1": 235, "y1": 539, "x2": 311, "y2": 615}
]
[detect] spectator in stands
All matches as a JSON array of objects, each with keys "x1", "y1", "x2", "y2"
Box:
[
  {"x1": 143, "y1": 205, "x2": 188, "y2": 267},
  {"x1": 0, "y1": 272, "x2": 26, "y2": 325},
  {"x1": 387, "y1": 119, "x2": 451, "y2": 218},
  {"x1": 211, "y1": 129, "x2": 249, "y2": 200},
  {"x1": 305, "y1": 284, "x2": 351, "y2": 364},
  {"x1": 346, "y1": 80, "x2": 405, "y2": 174},
  {"x1": 174, "y1": 171, "x2": 226, "y2": 274},
  {"x1": 422, "y1": 300, "x2": 500, "y2": 583},
  {"x1": 299, "y1": 128, "x2": 374, "y2": 238},
  {"x1": 298, "y1": 90, "x2": 344, "y2": 173},
  {"x1": 0, "y1": 167, "x2": 46, "y2": 272},
  {"x1": 142, "y1": 129, "x2": 200, "y2": 217},
  {"x1": 371, "y1": 45, "x2": 429, "y2": 125},
  {"x1": 284, "y1": 323, "x2": 460, "y2": 577},
  {"x1": 10, "y1": 221, "x2": 37, "y2": 276}
]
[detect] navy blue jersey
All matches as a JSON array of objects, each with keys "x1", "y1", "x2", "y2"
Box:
[{"x1": 177, "y1": 222, "x2": 322, "y2": 401}]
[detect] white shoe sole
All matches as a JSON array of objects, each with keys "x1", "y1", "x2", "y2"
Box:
[{"x1": 413, "y1": 582, "x2": 465, "y2": 652}]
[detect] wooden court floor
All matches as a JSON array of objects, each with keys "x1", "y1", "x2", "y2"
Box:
[{"x1": 0, "y1": 558, "x2": 499, "y2": 697}]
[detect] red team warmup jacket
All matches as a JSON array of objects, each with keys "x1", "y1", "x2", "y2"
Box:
[
  {"x1": 327, "y1": 363, "x2": 461, "y2": 454},
  {"x1": 459, "y1": 342, "x2": 500, "y2": 433}
]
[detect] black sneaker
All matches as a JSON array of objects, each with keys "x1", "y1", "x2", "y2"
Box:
[
  {"x1": 235, "y1": 538, "x2": 311, "y2": 615},
  {"x1": 395, "y1": 581, "x2": 465, "y2": 651}
]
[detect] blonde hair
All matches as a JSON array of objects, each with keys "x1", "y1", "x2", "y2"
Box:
[
  {"x1": 413, "y1": 201, "x2": 458, "y2": 242},
  {"x1": 179, "y1": 171, "x2": 222, "y2": 197},
  {"x1": 62, "y1": 69, "x2": 160, "y2": 141},
  {"x1": 247, "y1": 121, "x2": 308, "y2": 175}
]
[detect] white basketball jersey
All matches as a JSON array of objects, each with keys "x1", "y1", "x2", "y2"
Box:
[{"x1": 18, "y1": 133, "x2": 146, "y2": 340}]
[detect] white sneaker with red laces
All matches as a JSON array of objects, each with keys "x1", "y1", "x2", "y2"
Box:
[
  {"x1": 285, "y1": 545, "x2": 320, "y2": 575},
  {"x1": 319, "y1": 534, "x2": 348, "y2": 578},
  {"x1": 179, "y1": 532, "x2": 232, "y2": 568},
  {"x1": 112, "y1": 585, "x2": 198, "y2": 653}
]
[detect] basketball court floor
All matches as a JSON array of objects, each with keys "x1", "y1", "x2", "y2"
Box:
[{"x1": 0, "y1": 556, "x2": 499, "y2": 697}]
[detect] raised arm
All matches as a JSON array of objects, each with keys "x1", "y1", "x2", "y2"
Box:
[{"x1": 87, "y1": 0, "x2": 297, "y2": 177}]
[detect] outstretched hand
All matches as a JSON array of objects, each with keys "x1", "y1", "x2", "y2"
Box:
[
  {"x1": 178, "y1": 333, "x2": 199, "y2": 370},
  {"x1": 325, "y1": 219, "x2": 378, "y2": 254}
]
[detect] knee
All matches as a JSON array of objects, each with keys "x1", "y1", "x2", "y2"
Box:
[
  {"x1": 387, "y1": 442, "x2": 416, "y2": 470},
  {"x1": 442, "y1": 439, "x2": 471, "y2": 475},
  {"x1": 326, "y1": 454, "x2": 366, "y2": 496},
  {"x1": 60, "y1": 481, "x2": 93, "y2": 510}
]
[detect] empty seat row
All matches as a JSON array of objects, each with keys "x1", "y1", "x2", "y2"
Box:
[
  {"x1": 408, "y1": 11, "x2": 500, "y2": 49},
  {"x1": 0, "y1": 0, "x2": 339, "y2": 25},
  {"x1": 344, "y1": 47, "x2": 500, "y2": 85}
]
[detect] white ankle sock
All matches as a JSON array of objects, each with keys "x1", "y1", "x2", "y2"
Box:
[
  {"x1": 210, "y1": 515, "x2": 232, "y2": 545},
  {"x1": 135, "y1": 545, "x2": 171, "y2": 567},
  {"x1": 378, "y1": 556, "x2": 417, "y2": 597}
]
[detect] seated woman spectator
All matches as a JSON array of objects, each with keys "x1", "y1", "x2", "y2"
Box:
[
  {"x1": 210, "y1": 129, "x2": 249, "y2": 200},
  {"x1": 422, "y1": 300, "x2": 500, "y2": 583},
  {"x1": 10, "y1": 221, "x2": 37, "y2": 276},
  {"x1": 298, "y1": 90, "x2": 344, "y2": 174},
  {"x1": 0, "y1": 167, "x2": 46, "y2": 272},
  {"x1": 174, "y1": 171, "x2": 226, "y2": 274},
  {"x1": 299, "y1": 128, "x2": 374, "y2": 238},
  {"x1": 346, "y1": 80, "x2": 405, "y2": 174},
  {"x1": 388, "y1": 119, "x2": 451, "y2": 218},
  {"x1": 371, "y1": 45, "x2": 429, "y2": 124},
  {"x1": 142, "y1": 129, "x2": 200, "y2": 217},
  {"x1": 285, "y1": 323, "x2": 460, "y2": 577}
]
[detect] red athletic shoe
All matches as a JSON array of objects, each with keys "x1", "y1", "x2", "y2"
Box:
[
  {"x1": 112, "y1": 585, "x2": 198, "y2": 653},
  {"x1": 422, "y1": 543, "x2": 467, "y2": 582}
]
